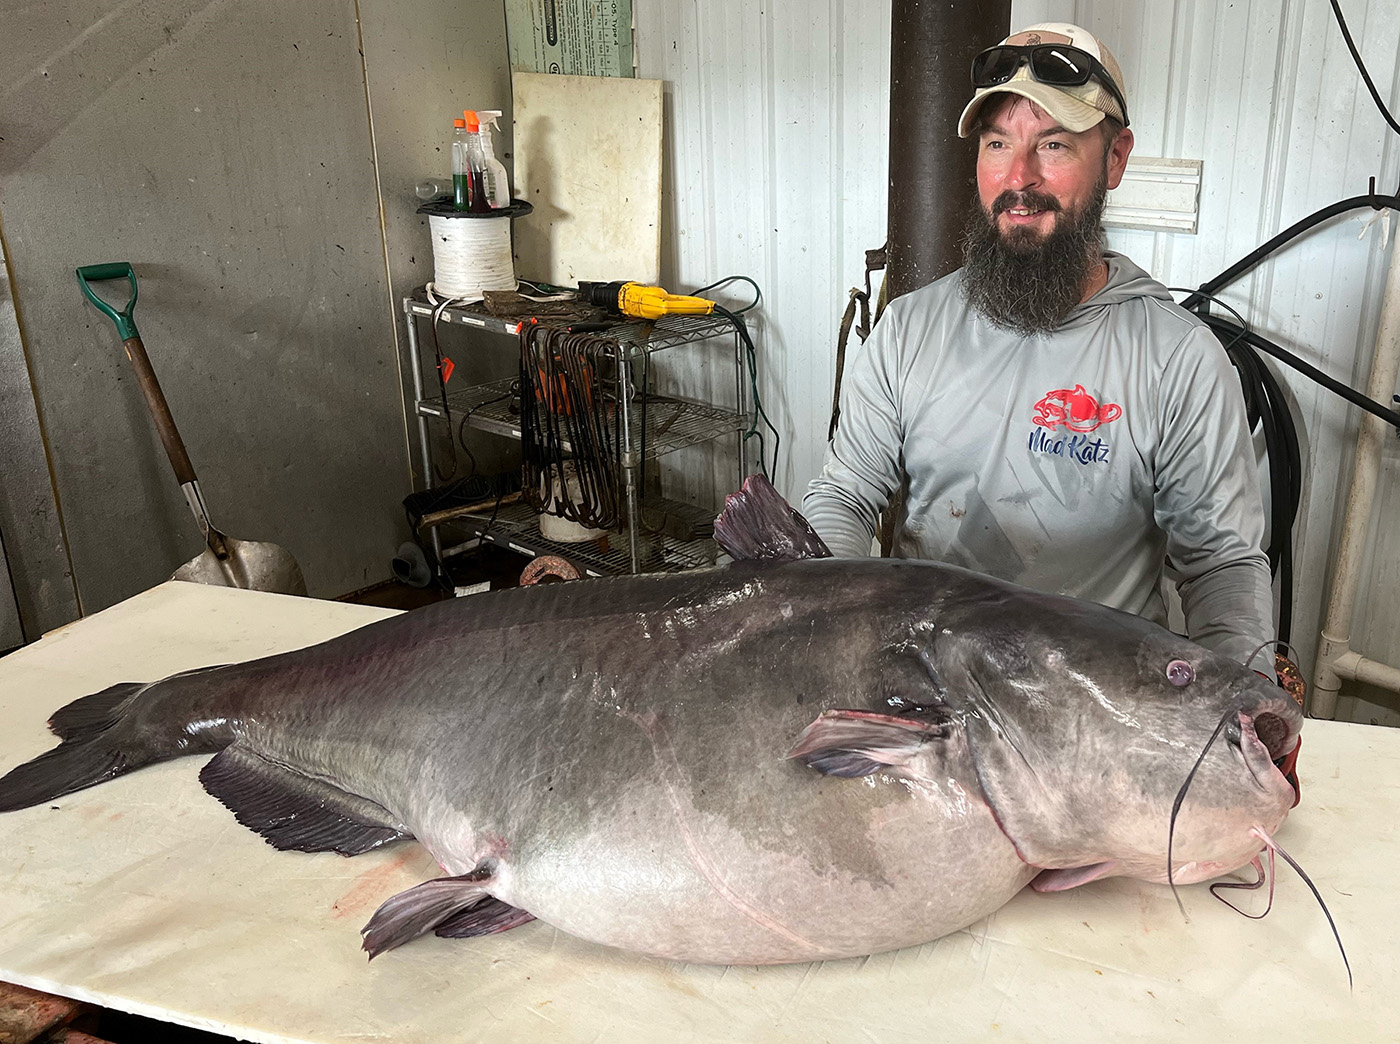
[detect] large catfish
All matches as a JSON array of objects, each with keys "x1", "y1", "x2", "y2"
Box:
[{"x1": 0, "y1": 477, "x2": 1302, "y2": 965}]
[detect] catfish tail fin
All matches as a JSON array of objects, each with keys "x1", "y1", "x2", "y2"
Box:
[
  {"x1": 0, "y1": 734, "x2": 147, "y2": 811},
  {"x1": 48, "y1": 681, "x2": 148, "y2": 741},
  {"x1": 0, "y1": 668, "x2": 227, "y2": 812}
]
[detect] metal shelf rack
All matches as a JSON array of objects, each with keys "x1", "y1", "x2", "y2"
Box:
[
  {"x1": 440, "y1": 499, "x2": 717, "y2": 577},
  {"x1": 401, "y1": 293, "x2": 748, "y2": 575},
  {"x1": 418, "y1": 379, "x2": 747, "y2": 462}
]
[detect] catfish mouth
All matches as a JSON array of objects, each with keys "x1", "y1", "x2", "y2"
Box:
[
  {"x1": 1225, "y1": 712, "x2": 1289, "y2": 792},
  {"x1": 1224, "y1": 684, "x2": 1301, "y2": 760},
  {"x1": 1251, "y1": 712, "x2": 1291, "y2": 758}
]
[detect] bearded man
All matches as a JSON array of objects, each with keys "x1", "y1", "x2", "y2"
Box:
[{"x1": 803, "y1": 23, "x2": 1276, "y2": 671}]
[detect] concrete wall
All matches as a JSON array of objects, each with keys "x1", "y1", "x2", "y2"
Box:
[
  {"x1": 0, "y1": 238, "x2": 79, "y2": 646},
  {"x1": 0, "y1": 0, "x2": 509, "y2": 615},
  {"x1": 357, "y1": 0, "x2": 515, "y2": 488}
]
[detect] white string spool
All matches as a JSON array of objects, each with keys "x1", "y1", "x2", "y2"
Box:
[{"x1": 426, "y1": 212, "x2": 517, "y2": 302}]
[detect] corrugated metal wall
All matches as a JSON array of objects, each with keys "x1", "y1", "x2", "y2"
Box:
[{"x1": 636, "y1": 0, "x2": 1400, "y2": 723}]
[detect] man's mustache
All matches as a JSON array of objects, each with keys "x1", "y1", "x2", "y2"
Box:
[{"x1": 991, "y1": 190, "x2": 1062, "y2": 216}]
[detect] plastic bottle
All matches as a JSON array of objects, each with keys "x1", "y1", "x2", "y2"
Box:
[
  {"x1": 414, "y1": 177, "x2": 452, "y2": 201},
  {"x1": 461, "y1": 111, "x2": 492, "y2": 213},
  {"x1": 476, "y1": 110, "x2": 512, "y2": 209},
  {"x1": 451, "y1": 117, "x2": 471, "y2": 212}
]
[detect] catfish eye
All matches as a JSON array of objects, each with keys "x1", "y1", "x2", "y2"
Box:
[{"x1": 1166, "y1": 660, "x2": 1194, "y2": 687}]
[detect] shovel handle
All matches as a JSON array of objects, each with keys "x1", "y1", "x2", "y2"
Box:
[
  {"x1": 76, "y1": 263, "x2": 140, "y2": 341},
  {"x1": 77, "y1": 263, "x2": 197, "y2": 487},
  {"x1": 120, "y1": 335, "x2": 198, "y2": 487}
]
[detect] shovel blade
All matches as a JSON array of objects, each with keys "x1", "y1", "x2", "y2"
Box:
[{"x1": 171, "y1": 536, "x2": 308, "y2": 596}]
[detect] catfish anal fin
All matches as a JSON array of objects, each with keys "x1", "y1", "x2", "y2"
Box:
[
  {"x1": 714, "y1": 474, "x2": 832, "y2": 562},
  {"x1": 199, "y1": 745, "x2": 410, "y2": 856}
]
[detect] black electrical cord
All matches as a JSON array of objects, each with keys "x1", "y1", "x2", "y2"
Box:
[
  {"x1": 453, "y1": 391, "x2": 514, "y2": 480},
  {"x1": 1166, "y1": 288, "x2": 1251, "y2": 351},
  {"x1": 1212, "y1": 319, "x2": 1400, "y2": 429},
  {"x1": 713, "y1": 303, "x2": 781, "y2": 481},
  {"x1": 1180, "y1": 189, "x2": 1400, "y2": 313},
  {"x1": 690, "y1": 275, "x2": 763, "y2": 313},
  {"x1": 427, "y1": 299, "x2": 460, "y2": 483},
  {"x1": 1166, "y1": 0, "x2": 1400, "y2": 624},
  {"x1": 1329, "y1": 0, "x2": 1400, "y2": 136}
]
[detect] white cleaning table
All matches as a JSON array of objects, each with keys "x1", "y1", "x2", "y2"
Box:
[{"x1": 0, "y1": 582, "x2": 1393, "y2": 1043}]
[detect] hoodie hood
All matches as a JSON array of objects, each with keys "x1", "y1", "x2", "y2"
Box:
[{"x1": 1060, "y1": 251, "x2": 1175, "y2": 327}]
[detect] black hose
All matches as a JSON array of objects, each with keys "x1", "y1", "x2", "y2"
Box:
[{"x1": 1181, "y1": 191, "x2": 1400, "y2": 313}]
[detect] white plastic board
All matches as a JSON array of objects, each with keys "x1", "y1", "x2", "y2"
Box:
[
  {"x1": 0, "y1": 582, "x2": 1395, "y2": 1043},
  {"x1": 511, "y1": 71, "x2": 662, "y2": 286}
]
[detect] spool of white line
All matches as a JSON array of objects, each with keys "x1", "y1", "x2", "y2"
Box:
[{"x1": 418, "y1": 199, "x2": 533, "y2": 303}]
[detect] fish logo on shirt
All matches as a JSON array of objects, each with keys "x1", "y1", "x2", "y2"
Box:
[{"x1": 1032, "y1": 385, "x2": 1122, "y2": 433}]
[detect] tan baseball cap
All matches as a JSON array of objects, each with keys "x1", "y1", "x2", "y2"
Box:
[{"x1": 958, "y1": 23, "x2": 1128, "y2": 138}]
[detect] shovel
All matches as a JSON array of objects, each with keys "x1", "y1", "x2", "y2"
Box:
[{"x1": 77, "y1": 262, "x2": 308, "y2": 596}]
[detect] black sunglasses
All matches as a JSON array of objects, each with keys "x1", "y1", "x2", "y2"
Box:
[{"x1": 971, "y1": 44, "x2": 1130, "y2": 128}]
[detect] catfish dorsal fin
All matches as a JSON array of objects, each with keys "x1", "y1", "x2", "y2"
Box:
[{"x1": 714, "y1": 475, "x2": 832, "y2": 562}]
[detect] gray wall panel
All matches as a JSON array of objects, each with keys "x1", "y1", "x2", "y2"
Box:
[
  {"x1": 0, "y1": 232, "x2": 80, "y2": 640},
  {"x1": 1, "y1": 0, "x2": 421, "y2": 609}
]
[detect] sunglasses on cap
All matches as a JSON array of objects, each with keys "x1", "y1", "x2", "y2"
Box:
[{"x1": 971, "y1": 44, "x2": 1131, "y2": 128}]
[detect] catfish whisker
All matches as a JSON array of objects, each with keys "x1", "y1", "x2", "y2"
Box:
[
  {"x1": 1167, "y1": 708, "x2": 1235, "y2": 919},
  {"x1": 1210, "y1": 853, "x2": 1275, "y2": 919},
  {"x1": 1250, "y1": 825, "x2": 1352, "y2": 990},
  {"x1": 1241, "y1": 639, "x2": 1279, "y2": 676}
]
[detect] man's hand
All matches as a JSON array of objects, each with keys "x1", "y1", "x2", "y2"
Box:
[{"x1": 1259, "y1": 652, "x2": 1305, "y2": 808}]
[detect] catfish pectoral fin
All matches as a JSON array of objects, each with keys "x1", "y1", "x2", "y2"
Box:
[
  {"x1": 1029, "y1": 861, "x2": 1120, "y2": 893},
  {"x1": 786, "y1": 709, "x2": 953, "y2": 779},
  {"x1": 199, "y1": 745, "x2": 411, "y2": 855},
  {"x1": 361, "y1": 867, "x2": 517, "y2": 958}
]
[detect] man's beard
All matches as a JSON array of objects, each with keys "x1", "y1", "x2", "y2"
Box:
[{"x1": 960, "y1": 179, "x2": 1108, "y2": 336}]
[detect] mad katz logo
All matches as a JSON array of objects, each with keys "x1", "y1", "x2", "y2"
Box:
[{"x1": 1028, "y1": 384, "x2": 1121, "y2": 465}]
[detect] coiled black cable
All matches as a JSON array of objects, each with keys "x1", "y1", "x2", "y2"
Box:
[{"x1": 1175, "y1": 215, "x2": 1400, "y2": 645}]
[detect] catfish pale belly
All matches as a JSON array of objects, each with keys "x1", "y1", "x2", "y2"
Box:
[{"x1": 0, "y1": 483, "x2": 1303, "y2": 965}]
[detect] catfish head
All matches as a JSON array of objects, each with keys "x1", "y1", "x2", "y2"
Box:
[
  {"x1": 789, "y1": 569, "x2": 1302, "y2": 894},
  {"x1": 718, "y1": 474, "x2": 1302, "y2": 896}
]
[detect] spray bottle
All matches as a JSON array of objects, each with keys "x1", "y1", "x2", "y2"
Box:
[
  {"x1": 451, "y1": 117, "x2": 471, "y2": 211},
  {"x1": 458, "y1": 112, "x2": 491, "y2": 213},
  {"x1": 476, "y1": 110, "x2": 512, "y2": 209}
]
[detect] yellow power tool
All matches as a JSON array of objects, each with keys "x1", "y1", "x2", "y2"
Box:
[{"x1": 579, "y1": 280, "x2": 715, "y2": 320}]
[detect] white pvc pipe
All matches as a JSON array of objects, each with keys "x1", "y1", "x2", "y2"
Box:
[
  {"x1": 1312, "y1": 235, "x2": 1400, "y2": 719},
  {"x1": 1331, "y1": 650, "x2": 1400, "y2": 692}
]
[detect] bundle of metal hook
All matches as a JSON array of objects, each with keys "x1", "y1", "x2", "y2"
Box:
[{"x1": 518, "y1": 321, "x2": 624, "y2": 532}]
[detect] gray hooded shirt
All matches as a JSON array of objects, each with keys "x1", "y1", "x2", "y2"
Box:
[{"x1": 802, "y1": 252, "x2": 1275, "y2": 667}]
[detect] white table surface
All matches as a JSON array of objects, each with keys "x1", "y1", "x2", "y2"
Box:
[{"x1": 0, "y1": 581, "x2": 1394, "y2": 1043}]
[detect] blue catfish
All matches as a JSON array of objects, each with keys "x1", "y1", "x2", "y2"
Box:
[{"x1": 0, "y1": 478, "x2": 1302, "y2": 964}]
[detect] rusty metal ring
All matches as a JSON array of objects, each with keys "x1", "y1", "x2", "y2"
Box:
[{"x1": 520, "y1": 555, "x2": 582, "y2": 586}]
